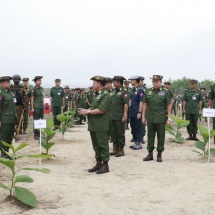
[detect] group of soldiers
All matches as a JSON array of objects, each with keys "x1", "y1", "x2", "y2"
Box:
[{"x1": 0, "y1": 74, "x2": 214, "y2": 175}]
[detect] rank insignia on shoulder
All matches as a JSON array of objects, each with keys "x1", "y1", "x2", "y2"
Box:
[{"x1": 148, "y1": 91, "x2": 152, "y2": 95}]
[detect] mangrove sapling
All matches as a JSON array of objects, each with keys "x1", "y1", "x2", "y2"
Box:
[
  {"x1": 165, "y1": 115, "x2": 190, "y2": 143},
  {"x1": 0, "y1": 141, "x2": 51, "y2": 207}
]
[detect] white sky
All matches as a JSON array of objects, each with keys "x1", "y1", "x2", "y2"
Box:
[{"x1": 0, "y1": 0, "x2": 215, "y2": 87}]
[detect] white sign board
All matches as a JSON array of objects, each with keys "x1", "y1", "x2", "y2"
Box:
[
  {"x1": 203, "y1": 108, "x2": 215, "y2": 118},
  {"x1": 34, "y1": 119, "x2": 47, "y2": 129}
]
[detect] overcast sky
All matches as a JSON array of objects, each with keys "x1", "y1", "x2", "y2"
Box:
[{"x1": 0, "y1": 0, "x2": 215, "y2": 87}]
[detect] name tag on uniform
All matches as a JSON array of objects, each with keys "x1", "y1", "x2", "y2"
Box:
[
  {"x1": 159, "y1": 91, "x2": 164, "y2": 96},
  {"x1": 13, "y1": 98, "x2": 17, "y2": 103},
  {"x1": 66, "y1": 96, "x2": 68, "y2": 98},
  {"x1": 118, "y1": 92, "x2": 122, "y2": 95},
  {"x1": 58, "y1": 92, "x2": 61, "y2": 95},
  {"x1": 134, "y1": 91, "x2": 138, "y2": 95},
  {"x1": 192, "y1": 95, "x2": 196, "y2": 100},
  {"x1": 96, "y1": 95, "x2": 101, "y2": 99}
]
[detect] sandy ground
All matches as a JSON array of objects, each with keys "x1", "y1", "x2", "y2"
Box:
[{"x1": 0, "y1": 118, "x2": 215, "y2": 215}]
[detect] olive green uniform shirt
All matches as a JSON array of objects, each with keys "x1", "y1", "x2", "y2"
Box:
[
  {"x1": 64, "y1": 92, "x2": 71, "y2": 106},
  {"x1": 76, "y1": 94, "x2": 86, "y2": 109},
  {"x1": 88, "y1": 88, "x2": 110, "y2": 132},
  {"x1": 183, "y1": 89, "x2": 203, "y2": 114},
  {"x1": 0, "y1": 88, "x2": 17, "y2": 123},
  {"x1": 110, "y1": 88, "x2": 129, "y2": 120},
  {"x1": 87, "y1": 91, "x2": 94, "y2": 105},
  {"x1": 144, "y1": 87, "x2": 171, "y2": 124},
  {"x1": 50, "y1": 86, "x2": 65, "y2": 107},
  {"x1": 31, "y1": 86, "x2": 44, "y2": 109}
]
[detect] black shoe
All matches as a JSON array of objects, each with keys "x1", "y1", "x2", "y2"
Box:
[
  {"x1": 192, "y1": 134, "x2": 199, "y2": 141},
  {"x1": 157, "y1": 152, "x2": 163, "y2": 162},
  {"x1": 96, "y1": 162, "x2": 109, "y2": 174},
  {"x1": 143, "y1": 151, "x2": 153, "y2": 161},
  {"x1": 186, "y1": 135, "x2": 193, "y2": 140},
  {"x1": 130, "y1": 138, "x2": 135, "y2": 142}
]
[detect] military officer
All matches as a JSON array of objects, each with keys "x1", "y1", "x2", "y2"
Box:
[
  {"x1": 78, "y1": 76, "x2": 110, "y2": 174},
  {"x1": 208, "y1": 85, "x2": 215, "y2": 144},
  {"x1": 86, "y1": 86, "x2": 94, "y2": 108},
  {"x1": 129, "y1": 76, "x2": 145, "y2": 150},
  {"x1": 22, "y1": 77, "x2": 31, "y2": 134},
  {"x1": 31, "y1": 76, "x2": 44, "y2": 140},
  {"x1": 142, "y1": 75, "x2": 171, "y2": 162},
  {"x1": 163, "y1": 81, "x2": 176, "y2": 116},
  {"x1": 109, "y1": 76, "x2": 129, "y2": 157},
  {"x1": 124, "y1": 80, "x2": 132, "y2": 130},
  {"x1": 50, "y1": 79, "x2": 65, "y2": 129},
  {"x1": 76, "y1": 88, "x2": 86, "y2": 125},
  {"x1": 0, "y1": 76, "x2": 17, "y2": 158},
  {"x1": 183, "y1": 79, "x2": 202, "y2": 141},
  {"x1": 10, "y1": 74, "x2": 26, "y2": 137},
  {"x1": 199, "y1": 86, "x2": 207, "y2": 122},
  {"x1": 64, "y1": 85, "x2": 71, "y2": 112},
  {"x1": 70, "y1": 88, "x2": 76, "y2": 109}
]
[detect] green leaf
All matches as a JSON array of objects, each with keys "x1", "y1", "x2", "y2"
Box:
[
  {"x1": 0, "y1": 182, "x2": 10, "y2": 190},
  {"x1": 165, "y1": 125, "x2": 176, "y2": 136},
  {"x1": 15, "y1": 175, "x2": 33, "y2": 183},
  {"x1": 2, "y1": 149, "x2": 14, "y2": 159},
  {"x1": 178, "y1": 121, "x2": 190, "y2": 129},
  {"x1": 2, "y1": 141, "x2": 15, "y2": 153},
  {"x1": 210, "y1": 130, "x2": 215, "y2": 138},
  {"x1": 195, "y1": 141, "x2": 206, "y2": 152},
  {"x1": 176, "y1": 133, "x2": 182, "y2": 139},
  {"x1": 209, "y1": 148, "x2": 215, "y2": 155},
  {"x1": 198, "y1": 125, "x2": 209, "y2": 143},
  {"x1": 15, "y1": 186, "x2": 36, "y2": 207},
  {"x1": 175, "y1": 137, "x2": 184, "y2": 143},
  {"x1": 16, "y1": 154, "x2": 51, "y2": 160},
  {"x1": 47, "y1": 120, "x2": 53, "y2": 129},
  {"x1": 192, "y1": 150, "x2": 203, "y2": 156},
  {"x1": 56, "y1": 114, "x2": 68, "y2": 122},
  {"x1": 0, "y1": 158, "x2": 15, "y2": 171},
  {"x1": 14, "y1": 143, "x2": 29, "y2": 153},
  {"x1": 46, "y1": 130, "x2": 56, "y2": 141},
  {"x1": 20, "y1": 168, "x2": 51, "y2": 174},
  {"x1": 42, "y1": 142, "x2": 55, "y2": 151}
]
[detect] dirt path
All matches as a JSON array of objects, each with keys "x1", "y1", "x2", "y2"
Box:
[{"x1": 0, "y1": 121, "x2": 215, "y2": 215}]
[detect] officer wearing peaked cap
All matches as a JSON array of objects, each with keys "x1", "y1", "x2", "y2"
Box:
[
  {"x1": 142, "y1": 75, "x2": 171, "y2": 162},
  {"x1": 183, "y1": 79, "x2": 202, "y2": 141},
  {"x1": 78, "y1": 76, "x2": 111, "y2": 174},
  {"x1": 199, "y1": 86, "x2": 207, "y2": 122},
  {"x1": 64, "y1": 85, "x2": 71, "y2": 112},
  {"x1": 124, "y1": 80, "x2": 132, "y2": 130},
  {"x1": 129, "y1": 76, "x2": 145, "y2": 150},
  {"x1": 109, "y1": 76, "x2": 129, "y2": 157}
]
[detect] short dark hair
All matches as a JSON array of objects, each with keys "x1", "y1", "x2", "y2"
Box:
[
  {"x1": 98, "y1": 81, "x2": 106, "y2": 86},
  {"x1": 136, "y1": 78, "x2": 140, "y2": 84}
]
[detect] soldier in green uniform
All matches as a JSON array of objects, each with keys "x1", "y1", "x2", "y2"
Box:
[
  {"x1": 199, "y1": 87, "x2": 207, "y2": 122},
  {"x1": 10, "y1": 74, "x2": 26, "y2": 138},
  {"x1": 164, "y1": 81, "x2": 176, "y2": 116},
  {"x1": 182, "y1": 79, "x2": 202, "y2": 141},
  {"x1": 70, "y1": 89, "x2": 76, "y2": 109},
  {"x1": 78, "y1": 76, "x2": 110, "y2": 174},
  {"x1": 208, "y1": 85, "x2": 215, "y2": 144},
  {"x1": 142, "y1": 75, "x2": 171, "y2": 162},
  {"x1": 63, "y1": 85, "x2": 71, "y2": 112},
  {"x1": 0, "y1": 76, "x2": 17, "y2": 158},
  {"x1": 50, "y1": 79, "x2": 65, "y2": 129},
  {"x1": 124, "y1": 80, "x2": 132, "y2": 130},
  {"x1": 109, "y1": 76, "x2": 129, "y2": 157},
  {"x1": 86, "y1": 86, "x2": 94, "y2": 108},
  {"x1": 76, "y1": 88, "x2": 86, "y2": 125},
  {"x1": 31, "y1": 76, "x2": 44, "y2": 140},
  {"x1": 22, "y1": 78, "x2": 31, "y2": 134}
]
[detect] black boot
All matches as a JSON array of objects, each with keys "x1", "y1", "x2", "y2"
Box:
[
  {"x1": 193, "y1": 134, "x2": 199, "y2": 141},
  {"x1": 157, "y1": 151, "x2": 163, "y2": 162},
  {"x1": 88, "y1": 158, "x2": 102, "y2": 173},
  {"x1": 143, "y1": 151, "x2": 153, "y2": 161},
  {"x1": 96, "y1": 161, "x2": 109, "y2": 174},
  {"x1": 115, "y1": 146, "x2": 124, "y2": 157},
  {"x1": 186, "y1": 134, "x2": 193, "y2": 140}
]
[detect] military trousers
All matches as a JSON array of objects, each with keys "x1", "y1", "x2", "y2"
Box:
[
  {"x1": 53, "y1": 106, "x2": 62, "y2": 126},
  {"x1": 171, "y1": 105, "x2": 176, "y2": 116},
  {"x1": 186, "y1": 114, "x2": 198, "y2": 135},
  {"x1": 147, "y1": 122, "x2": 165, "y2": 152},
  {"x1": 23, "y1": 106, "x2": 29, "y2": 130},
  {"x1": 130, "y1": 117, "x2": 143, "y2": 142},
  {"x1": 15, "y1": 105, "x2": 24, "y2": 130},
  {"x1": 0, "y1": 123, "x2": 15, "y2": 152},
  {"x1": 110, "y1": 120, "x2": 125, "y2": 147},
  {"x1": 33, "y1": 108, "x2": 44, "y2": 134},
  {"x1": 90, "y1": 131, "x2": 109, "y2": 161}
]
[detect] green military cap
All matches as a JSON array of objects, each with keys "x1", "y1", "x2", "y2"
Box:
[
  {"x1": 139, "y1": 76, "x2": 145, "y2": 80},
  {"x1": 150, "y1": 75, "x2": 163, "y2": 80},
  {"x1": 32, "y1": 76, "x2": 43, "y2": 81},
  {"x1": 90, "y1": 76, "x2": 107, "y2": 82},
  {"x1": 200, "y1": 86, "x2": 206, "y2": 90},
  {"x1": 164, "y1": 81, "x2": 171, "y2": 85},
  {"x1": 189, "y1": 79, "x2": 198, "y2": 84},
  {"x1": 22, "y1": 77, "x2": 29, "y2": 81},
  {"x1": 75, "y1": 87, "x2": 80, "y2": 90},
  {"x1": 124, "y1": 80, "x2": 131, "y2": 84},
  {"x1": 64, "y1": 85, "x2": 70, "y2": 89},
  {"x1": 112, "y1": 76, "x2": 126, "y2": 81},
  {"x1": 129, "y1": 76, "x2": 140, "y2": 80},
  {"x1": 80, "y1": 88, "x2": 85, "y2": 91},
  {"x1": 105, "y1": 77, "x2": 113, "y2": 83},
  {"x1": 0, "y1": 76, "x2": 12, "y2": 82},
  {"x1": 55, "y1": 78, "x2": 61, "y2": 82}
]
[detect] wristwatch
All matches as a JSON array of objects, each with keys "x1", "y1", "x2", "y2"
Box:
[
  {"x1": 87, "y1": 109, "x2": 91, "y2": 114},
  {"x1": 138, "y1": 112, "x2": 141, "y2": 114},
  {"x1": 167, "y1": 118, "x2": 172, "y2": 122}
]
